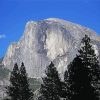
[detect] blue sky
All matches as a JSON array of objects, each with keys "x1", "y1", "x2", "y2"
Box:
[{"x1": 0, "y1": 0, "x2": 100, "y2": 57}]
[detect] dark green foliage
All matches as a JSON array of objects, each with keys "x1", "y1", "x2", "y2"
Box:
[
  {"x1": 64, "y1": 35, "x2": 100, "y2": 100},
  {"x1": 6, "y1": 63, "x2": 20, "y2": 100},
  {"x1": 6, "y1": 63, "x2": 33, "y2": 100},
  {"x1": 3, "y1": 98, "x2": 10, "y2": 100},
  {"x1": 39, "y1": 62, "x2": 62, "y2": 100},
  {"x1": 19, "y1": 62, "x2": 33, "y2": 100},
  {"x1": 78, "y1": 35, "x2": 100, "y2": 82}
]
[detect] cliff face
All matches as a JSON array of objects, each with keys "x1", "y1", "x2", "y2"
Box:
[{"x1": 3, "y1": 18, "x2": 100, "y2": 78}]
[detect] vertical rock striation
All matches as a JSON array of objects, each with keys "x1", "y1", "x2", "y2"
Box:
[{"x1": 3, "y1": 18, "x2": 100, "y2": 78}]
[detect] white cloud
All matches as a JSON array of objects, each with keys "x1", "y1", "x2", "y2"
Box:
[{"x1": 0, "y1": 34, "x2": 6, "y2": 39}]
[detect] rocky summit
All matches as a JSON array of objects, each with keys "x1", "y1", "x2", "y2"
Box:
[{"x1": 2, "y1": 18, "x2": 100, "y2": 78}]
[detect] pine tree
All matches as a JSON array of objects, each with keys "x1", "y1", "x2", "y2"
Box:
[
  {"x1": 6, "y1": 63, "x2": 20, "y2": 100},
  {"x1": 39, "y1": 62, "x2": 62, "y2": 100},
  {"x1": 6, "y1": 63, "x2": 33, "y2": 100},
  {"x1": 64, "y1": 35, "x2": 100, "y2": 100},
  {"x1": 19, "y1": 62, "x2": 33, "y2": 100},
  {"x1": 78, "y1": 35, "x2": 100, "y2": 83}
]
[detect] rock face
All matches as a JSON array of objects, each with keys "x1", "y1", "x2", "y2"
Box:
[
  {"x1": 3, "y1": 18, "x2": 100, "y2": 78},
  {"x1": 0, "y1": 58, "x2": 10, "y2": 99}
]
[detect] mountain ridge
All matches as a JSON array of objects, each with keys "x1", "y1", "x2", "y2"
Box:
[
  {"x1": 6, "y1": 18, "x2": 100, "y2": 48},
  {"x1": 2, "y1": 18, "x2": 100, "y2": 78}
]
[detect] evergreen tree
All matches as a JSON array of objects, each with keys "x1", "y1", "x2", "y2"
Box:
[
  {"x1": 19, "y1": 62, "x2": 33, "y2": 100},
  {"x1": 6, "y1": 63, "x2": 33, "y2": 100},
  {"x1": 39, "y1": 62, "x2": 62, "y2": 100},
  {"x1": 78, "y1": 35, "x2": 100, "y2": 83},
  {"x1": 64, "y1": 35, "x2": 100, "y2": 100},
  {"x1": 6, "y1": 63, "x2": 20, "y2": 100}
]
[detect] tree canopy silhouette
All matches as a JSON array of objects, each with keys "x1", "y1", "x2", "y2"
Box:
[
  {"x1": 19, "y1": 62, "x2": 33, "y2": 100},
  {"x1": 6, "y1": 62, "x2": 33, "y2": 100},
  {"x1": 6, "y1": 63, "x2": 20, "y2": 100},
  {"x1": 39, "y1": 62, "x2": 62, "y2": 100},
  {"x1": 64, "y1": 35, "x2": 100, "y2": 100}
]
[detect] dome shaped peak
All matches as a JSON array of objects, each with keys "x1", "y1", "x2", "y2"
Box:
[
  {"x1": 46, "y1": 18, "x2": 66, "y2": 22},
  {"x1": 26, "y1": 20, "x2": 36, "y2": 26}
]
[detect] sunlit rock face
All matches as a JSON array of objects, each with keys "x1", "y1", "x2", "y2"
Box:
[{"x1": 3, "y1": 18, "x2": 100, "y2": 78}]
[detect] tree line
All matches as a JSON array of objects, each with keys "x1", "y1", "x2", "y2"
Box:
[{"x1": 4, "y1": 35, "x2": 100, "y2": 100}]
